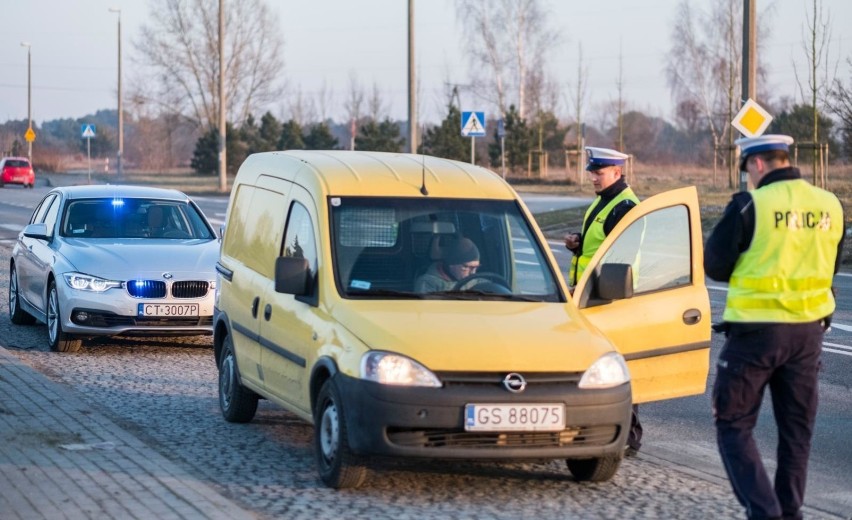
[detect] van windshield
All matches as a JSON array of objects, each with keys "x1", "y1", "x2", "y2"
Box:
[{"x1": 330, "y1": 197, "x2": 564, "y2": 302}]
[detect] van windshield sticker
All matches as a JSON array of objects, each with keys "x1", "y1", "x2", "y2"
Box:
[
  {"x1": 331, "y1": 197, "x2": 341, "y2": 206},
  {"x1": 350, "y1": 280, "x2": 371, "y2": 290}
]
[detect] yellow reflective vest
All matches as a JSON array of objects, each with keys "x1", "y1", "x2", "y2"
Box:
[
  {"x1": 570, "y1": 187, "x2": 639, "y2": 285},
  {"x1": 724, "y1": 179, "x2": 843, "y2": 323}
]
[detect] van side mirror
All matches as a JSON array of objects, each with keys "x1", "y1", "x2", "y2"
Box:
[
  {"x1": 275, "y1": 256, "x2": 312, "y2": 296},
  {"x1": 23, "y1": 223, "x2": 50, "y2": 240},
  {"x1": 597, "y1": 263, "x2": 634, "y2": 301}
]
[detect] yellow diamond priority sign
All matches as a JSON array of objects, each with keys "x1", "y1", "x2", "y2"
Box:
[
  {"x1": 24, "y1": 127, "x2": 36, "y2": 143},
  {"x1": 731, "y1": 98, "x2": 772, "y2": 138}
]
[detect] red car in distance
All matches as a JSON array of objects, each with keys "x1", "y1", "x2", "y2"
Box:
[{"x1": 0, "y1": 157, "x2": 35, "y2": 188}]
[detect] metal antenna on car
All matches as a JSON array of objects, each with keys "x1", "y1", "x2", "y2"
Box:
[{"x1": 420, "y1": 153, "x2": 429, "y2": 196}]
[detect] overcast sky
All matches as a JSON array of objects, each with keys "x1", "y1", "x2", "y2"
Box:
[{"x1": 1, "y1": 0, "x2": 851, "y2": 129}]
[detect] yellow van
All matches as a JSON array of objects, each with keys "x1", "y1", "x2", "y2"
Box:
[{"x1": 214, "y1": 150, "x2": 710, "y2": 488}]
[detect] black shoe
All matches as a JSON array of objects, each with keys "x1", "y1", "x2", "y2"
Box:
[{"x1": 624, "y1": 446, "x2": 639, "y2": 458}]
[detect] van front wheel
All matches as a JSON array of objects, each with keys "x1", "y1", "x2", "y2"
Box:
[
  {"x1": 566, "y1": 454, "x2": 622, "y2": 482},
  {"x1": 314, "y1": 378, "x2": 368, "y2": 489},
  {"x1": 218, "y1": 334, "x2": 258, "y2": 423}
]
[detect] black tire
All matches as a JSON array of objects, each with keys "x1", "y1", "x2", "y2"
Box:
[
  {"x1": 218, "y1": 334, "x2": 259, "y2": 423},
  {"x1": 46, "y1": 281, "x2": 82, "y2": 353},
  {"x1": 566, "y1": 454, "x2": 622, "y2": 482},
  {"x1": 314, "y1": 378, "x2": 368, "y2": 489},
  {"x1": 9, "y1": 265, "x2": 36, "y2": 325}
]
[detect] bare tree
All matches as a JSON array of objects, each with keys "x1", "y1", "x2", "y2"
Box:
[
  {"x1": 665, "y1": 0, "x2": 772, "y2": 181},
  {"x1": 565, "y1": 43, "x2": 589, "y2": 183},
  {"x1": 455, "y1": 0, "x2": 559, "y2": 120},
  {"x1": 344, "y1": 72, "x2": 365, "y2": 150},
  {"x1": 367, "y1": 83, "x2": 389, "y2": 122},
  {"x1": 793, "y1": 0, "x2": 835, "y2": 180},
  {"x1": 134, "y1": 0, "x2": 285, "y2": 129}
]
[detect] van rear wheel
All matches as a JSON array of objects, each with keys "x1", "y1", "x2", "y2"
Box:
[
  {"x1": 566, "y1": 454, "x2": 622, "y2": 482},
  {"x1": 314, "y1": 378, "x2": 368, "y2": 489}
]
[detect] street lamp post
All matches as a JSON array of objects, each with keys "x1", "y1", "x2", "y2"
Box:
[
  {"x1": 109, "y1": 7, "x2": 123, "y2": 179},
  {"x1": 20, "y1": 42, "x2": 32, "y2": 164}
]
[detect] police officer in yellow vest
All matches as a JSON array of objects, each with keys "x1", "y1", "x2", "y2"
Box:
[
  {"x1": 705, "y1": 134, "x2": 845, "y2": 520},
  {"x1": 565, "y1": 147, "x2": 639, "y2": 286},
  {"x1": 565, "y1": 146, "x2": 641, "y2": 454}
]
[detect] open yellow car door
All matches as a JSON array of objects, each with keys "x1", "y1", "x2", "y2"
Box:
[{"x1": 573, "y1": 186, "x2": 711, "y2": 403}]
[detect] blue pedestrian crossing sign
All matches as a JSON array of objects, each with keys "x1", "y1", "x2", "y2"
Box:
[
  {"x1": 461, "y1": 111, "x2": 486, "y2": 137},
  {"x1": 81, "y1": 124, "x2": 96, "y2": 138}
]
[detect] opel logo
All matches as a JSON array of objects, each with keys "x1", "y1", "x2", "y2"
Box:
[
  {"x1": 502, "y1": 372, "x2": 527, "y2": 393},
  {"x1": 162, "y1": 272, "x2": 173, "y2": 279}
]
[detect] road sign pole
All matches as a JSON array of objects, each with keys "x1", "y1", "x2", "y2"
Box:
[
  {"x1": 87, "y1": 137, "x2": 92, "y2": 184},
  {"x1": 471, "y1": 137, "x2": 475, "y2": 165}
]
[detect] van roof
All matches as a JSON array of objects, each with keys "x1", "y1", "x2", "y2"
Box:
[{"x1": 239, "y1": 150, "x2": 517, "y2": 200}]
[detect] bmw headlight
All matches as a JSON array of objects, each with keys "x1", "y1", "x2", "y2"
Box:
[
  {"x1": 578, "y1": 352, "x2": 630, "y2": 389},
  {"x1": 63, "y1": 272, "x2": 122, "y2": 292},
  {"x1": 360, "y1": 351, "x2": 442, "y2": 387}
]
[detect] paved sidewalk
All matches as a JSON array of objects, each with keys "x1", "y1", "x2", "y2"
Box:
[{"x1": 0, "y1": 347, "x2": 255, "y2": 520}]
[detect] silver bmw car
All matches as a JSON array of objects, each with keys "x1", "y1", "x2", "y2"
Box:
[{"x1": 9, "y1": 185, "x2": 219, "y2": 352}]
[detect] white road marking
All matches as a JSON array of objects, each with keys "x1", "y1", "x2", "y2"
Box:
[{"x1": 823, "y1": 343, "x2": 852, "y2": 357}]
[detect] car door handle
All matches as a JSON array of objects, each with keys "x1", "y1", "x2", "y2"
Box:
[
  {"x1": 251, "y1": 297, "x2": 259, "y2": 318},
  {"x1": 263, "y1": 304, "x2": 272, "y2": 321},
  {"x1": 682, "y1": 308, "x2": 702, "y2": 325}
]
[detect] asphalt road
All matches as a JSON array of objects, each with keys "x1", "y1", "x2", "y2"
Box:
[{"x1": 0, "y1": 182, "x2": 850, "y2": 518}]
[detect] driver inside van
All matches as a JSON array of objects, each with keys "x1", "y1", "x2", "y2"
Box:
[{"x1": 414, "y1": 237, "x2": 480, "y2": 293}]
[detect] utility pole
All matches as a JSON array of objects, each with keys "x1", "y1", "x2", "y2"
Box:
[
  {"x1": 21, "y1": 42, "x2": 32, "y2": 165},
  {"x1": 740, "y1": 0, "x2": 757, "y2": 192},
  {"x1": 407, "y1": 0, "x2": 417, "y2": 153},
  {"x1": 218, "y1": 0, "x2": 227, "y2": 192},
  {"x1": 109, "y1": 8, "x2": 123, "y2": 179}
]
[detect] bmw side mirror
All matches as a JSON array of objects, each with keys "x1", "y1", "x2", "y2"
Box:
[{"x1": 22, "y1": 223, "x2": 50, "y2": 241}]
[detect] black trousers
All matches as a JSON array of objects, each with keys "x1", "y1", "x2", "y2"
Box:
[{"x1": 712, "y1": 321, "x2": 823, "y2": 520}]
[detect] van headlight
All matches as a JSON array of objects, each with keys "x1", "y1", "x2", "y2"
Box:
[
  {"x1": 360, "y1": 351, "x2": 442, "y2": 387},
  {"x1": 578, "y1": 352, "x2": 630, "y2": 389},
  {"x1": 63, "y1": 272, "x2": 122, "y2": 292}
]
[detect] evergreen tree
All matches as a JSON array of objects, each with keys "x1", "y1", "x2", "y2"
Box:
[
  {"x1": 530, "y1": 111, "x2": 569, "y2": 167},
  {"x1": 191, "y1": 123, "x2": 241, "y2": 175},
  {"x1": 419, "y1": 104, "x2": 468, "y2": 161},
  {"x1": 355, "y1": 118, "x2": 405, "y2": 152},
  {"x1": 239, "y1": 114, "x2": 263, "y2": 155},
  {"x1": 304, "y1": 122, "x2": 338, "y2": 150},
  {"x1": 279, "y1": 119, "x2": 305, "y2": 150},
  {"x1": 259, "y1": 112, "x2": 283, "y2": 151},
  {"x1": 488, "y1": 105, "x2": 532, "y2": 172}
]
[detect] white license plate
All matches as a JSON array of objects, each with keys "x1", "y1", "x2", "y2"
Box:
[
  {"x1": 137, "y1": 303, "x2": 199, "y2": 317},
  {"x1": 464, "y1": 403, "x2": 565, "y2": 432}
]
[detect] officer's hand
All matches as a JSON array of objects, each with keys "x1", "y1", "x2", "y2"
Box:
[{"x1": 564, "y1": 233, "x2": 580, "y2": 251}]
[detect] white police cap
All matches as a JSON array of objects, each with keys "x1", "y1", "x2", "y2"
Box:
[
  {"x1": 735, "y1": 134, "x2": 794, "y2": 158},
  {"x1": 585, "y1": 147, "x2": 629, "y2": 171}
]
